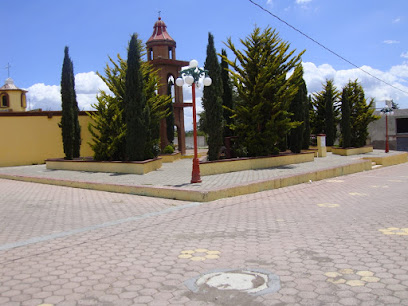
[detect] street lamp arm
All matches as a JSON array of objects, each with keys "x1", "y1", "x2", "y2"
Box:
[{"x1": 178, "y1": 67, "x2": 210, "y2": 84}]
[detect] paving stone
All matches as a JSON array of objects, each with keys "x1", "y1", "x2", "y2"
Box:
[{"x1": 1, "y1": 160, "x2": 408, "y2": 305}]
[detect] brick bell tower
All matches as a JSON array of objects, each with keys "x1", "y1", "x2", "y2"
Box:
[{"x1": 146, "y1": 17, "x2": 190, "y2": 155}]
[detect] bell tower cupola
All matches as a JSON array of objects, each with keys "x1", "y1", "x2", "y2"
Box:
[
  {"x1": 146, "y1": 17, "x2": 176, "y2": 61},
  {"x1": 0, "y1": 78, "x2": 27, "y2": 112}
]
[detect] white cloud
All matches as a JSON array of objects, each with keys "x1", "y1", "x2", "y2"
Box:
[
  {"x1": 401, "y1": 52, "x2": 408, "y2": 59},
  {"x1": 383, "y1": 40, "x2": 400, "y2": 44},
  {"x1": 296, "y1": 0, "x2": 312, "y2": 3},
  {"x1": 392, "y1": 17, "x2": 401, "y2": 23},
  {"x1": 26, "y1": 83, "x2": 61, "y2": 111},
  {"x1": 75, "y1": 71, "x2": 108, "y2": 94},
  {"x1": 302, "y1": 62, "x2": 408, "y2": 109},
  {"x1": 26, "y1": 71, "x2": 109, "y2": 111},
  {"x1": 390, "y1": 64, "x2": 408, "y2": 78}
]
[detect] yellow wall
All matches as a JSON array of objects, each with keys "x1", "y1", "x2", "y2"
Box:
[{"x1": 0, "y1": 112, "x2": 94, "y2": 167}]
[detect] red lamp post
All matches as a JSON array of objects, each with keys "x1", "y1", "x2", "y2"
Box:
[
  {"x1": 385, "y1": 113, "x2": 389, "y2": 153},
  {"x1": 380, "y1": 107, "x2": 394, "y2": 154},
  {"x1": 176, "y1": 60, "x2": 212, "y2": 184}
]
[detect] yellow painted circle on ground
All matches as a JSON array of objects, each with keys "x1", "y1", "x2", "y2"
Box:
[
  {"x1": 206, "y1": 250, "x2": 220, "y2": 255},
  {"x1": 361, "y1": 276, "x2": 380, "y2": 283},
  {"x1": 324, "y1": 272, "x2": 341, "y2": 278},
  {"x1": 339, "y1": 269, "x2": 354, "y2": 275},
  {"x1": 317, "y1": 203, "x2": 339, "y2": 208},
  {"x1": 181, "y1": 250, "x2": 195, "y2": 254},
  {"x1": 327, "y1": 278, "x2": 346, "y2": 284},
  {"x1": 178, "y1": 254, "x2": 193, "y2": 259},
  {"x1": 205, "y1": 254, "x2": 220, "y2": 259},
  {"x1": 190, "y1": 256, "x2": 206, "y2": 261},
  {"x1": 346, "y1": 280, "x2": 365, "y2": 287},
  {"x1": 195, "y1": 248, "x2": 209, "y2": 253},
  {"x1": 356, "y1": 271, "x2": 374, "y2": 277}
]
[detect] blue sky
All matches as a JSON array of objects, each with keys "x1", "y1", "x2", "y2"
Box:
[{"x1": 3, "y1": 0, "x2": 408, "y2": 130}]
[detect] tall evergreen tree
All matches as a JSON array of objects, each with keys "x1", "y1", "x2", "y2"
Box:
[
  {"x1": 302, "y1": 95, "x2": 312, "y2": 150},
  {"x1": 222, "y1": 26, "x2": 304, "y2": 157},
  {"x1": 311, "y1": 80, "x2": 340, "y2": 146},
  {"x1": 70, "y1": 60, "x2": 81, "y2": 158},
  {"x1": 341, "y1": 80, "x2": 378, "y2": 148},
  {"x1": 324, "y1": 81, "x2": 337, "y2": 146},
  {"x1": 60, "y1": 46, "x2": 75, "y2": 160},
  {"x1": 340, "y1": 87, "x2": 351, "y2": 148},
  {"x1": 203, "y1": 33, "x2": 223, "y2": 161},
  {"x1": 166, "y1": 80, "x2": 175, "y2": 145},
  {"x1": 124, "y1": 34, "x2": 148, "y2": 161},
  {"x1": 289, "y1": 65, "x2": 306, "y2": 153},
  {"x1": 220, "y1": 49, "x2": 234, "y2": 138}
]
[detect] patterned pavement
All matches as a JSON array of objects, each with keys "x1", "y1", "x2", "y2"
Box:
[{"x1": 0, "y1": 161, "x2": 407, "y2": 305}]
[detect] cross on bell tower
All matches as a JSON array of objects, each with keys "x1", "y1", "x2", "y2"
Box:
[
  {"x1": 5, "y1": 63, "x2": 11, "y2": 78},
  {"x1": 146, "y1": 17, "x2": 191, "y2": 155}
]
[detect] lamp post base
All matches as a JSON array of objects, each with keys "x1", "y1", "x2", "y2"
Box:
[{"x1": 191, "y1": 158, "x2": 202, "y2": 184}]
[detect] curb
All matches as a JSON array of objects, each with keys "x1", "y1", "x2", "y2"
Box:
[{"x1": 0, "y1": 158, "x2": 376, "y2": 202}]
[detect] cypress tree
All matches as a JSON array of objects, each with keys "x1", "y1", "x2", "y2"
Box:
[
  {"x1": 340, "y1": 87, "x2": 351, "y2": 148},
  {"x1": 342, "y1": 80, "x2": 378, "y2": 148},
  {"x1": 302, "y1": 95, "x2": 312, "y2": 150},
  {"x1": 203, "y1": 33, "x2": 223, "y2": 161},
  {"x1": 310, "y1": 92, "x2": 325, "y2": 136},
  {"x1": 289, "y1": 65, "x2": 306, "y2": 153},
  {"x1": 166, "y1": 80, "x2": 175, "y2": 144},
  {"x1": 324, "y1": 81, "x2": 337, "y2": 146},
  {"x1": 124, "y1": 34, "x2": 149, "y2": 161},
  {"x1": 220, "y1": 49, "x2": 234, "y2": 138},
  {"x1": 311, "y1": 80, "x2": 340, "y2": 146},
  {"x1": 70, "y1": 60, "x2": 81, "y2": 158},
  {"x1": 60, "y1": 46, "x2": 75, "y2": 160},
  {"x1": 223, "y1": 27, "x2": 304, "y2": 157}
]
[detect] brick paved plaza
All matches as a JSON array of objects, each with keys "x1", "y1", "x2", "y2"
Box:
[{"x1": 0, "y1": 162, "x2": 408, "y2": 305}]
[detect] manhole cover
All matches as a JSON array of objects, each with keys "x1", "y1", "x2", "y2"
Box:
[{"x1": 185, "y1": 268, "x2": 280, "y2": 296}]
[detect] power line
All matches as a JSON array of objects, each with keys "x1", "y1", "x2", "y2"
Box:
[{"x1": 248, "y1": 0, "x2": 408, "y2": 95}]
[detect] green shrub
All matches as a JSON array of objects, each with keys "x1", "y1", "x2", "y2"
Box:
[{"x1": 163, "y1": 145, "x2": 174, "y2": 154}]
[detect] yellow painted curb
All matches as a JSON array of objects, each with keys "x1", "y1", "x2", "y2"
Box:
[
  {"x1": 332, "y1": 146, "x2": 373, "y2": 156},
  {"x1": 46, "y1": 158, "x2": 162, "y2": 175},
  {"x1": 0, "y1": 159, "x2": 373, "y2": 202},
  {"x1": 362, "y1": 152, "x2": 408, "y2": 167},
  {"x1": 159, "y1": 152, "x2": 181, "y2": 163},
  {"x1": 200, "y1": 152, "x2": 314, "y2": 176}
]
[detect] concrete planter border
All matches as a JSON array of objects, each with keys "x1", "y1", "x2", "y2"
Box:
[
  {"x1": 159, "y1": 152, "x2": 181, "y2": 163},
  {"x1": 199, "y1": 152, "x2": 314, "y2": 176},
  {"x1": 362, "y1": 152, "x2": 408, "y2": 166},
  {"x1": 332, "y1": 146, "x2": 374, "y2": 156},
  {"x1": 45, "y1": 157, "x2": 162, "y2": 175}
]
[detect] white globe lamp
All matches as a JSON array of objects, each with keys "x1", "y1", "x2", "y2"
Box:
[
  {"x1": 203, "y1": 77, "x2": 212, "y2": 87},
  {"x1": 175, "y1": 77, "x2": 184, "y2": 87},
  {"x1": 189, "y1": 59, "x2": 198, "y2": 68},
  {"x1": 185, "y1": 75, "x2": 195, "y2": 85}
]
